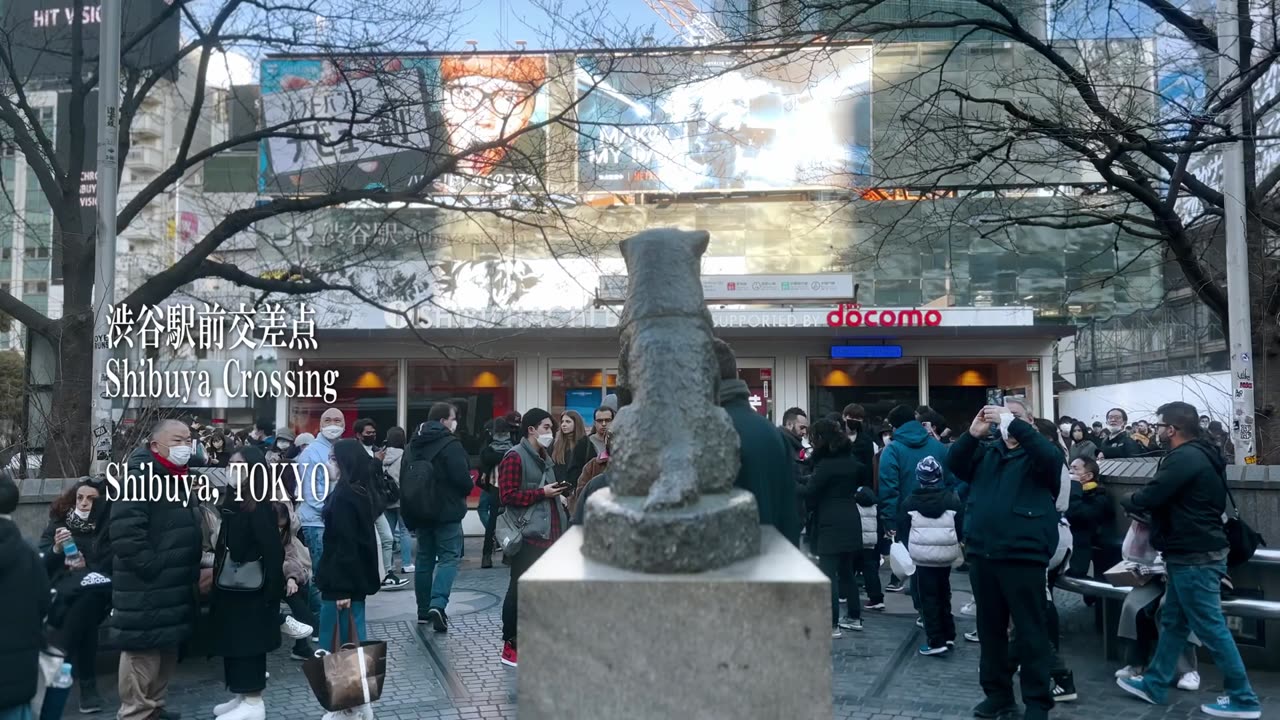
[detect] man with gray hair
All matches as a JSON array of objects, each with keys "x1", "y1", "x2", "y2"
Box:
[{"x1": 110, "y1": 419, "x2": 203, "y2": 720}]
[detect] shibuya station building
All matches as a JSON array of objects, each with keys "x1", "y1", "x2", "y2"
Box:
[{"x1": 244, "y1": 41, "x2": 1158, "y2": 449}]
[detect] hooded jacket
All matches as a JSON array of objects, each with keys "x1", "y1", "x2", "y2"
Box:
[
  {"x1": 1123, "y1": 438, "x2": 1229, "y2": 558},
  {"x1": 107, "y1": 446, "x2": 203, "y2": 651},
  {"x1": 945, "y1": 419, "x2": 1061, "y2": 564},
  {"x1": 878, "y1": 421, "x2": 953, "y2": 532},
  {"x1": 0, "y1": 517, "x2": 49, "y2": 709},
  {"x1": 400, "y1": 422, "x2": 475, "y2": 528},
  {"x1": 902, "y1": 486, "x2": 964, "y2": 567},
  {"x1": 719, "y1": 378, "x2": 802, "y2": 545}
]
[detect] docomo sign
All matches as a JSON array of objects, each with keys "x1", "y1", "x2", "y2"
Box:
[{"x1": 827, "y1": 303, "x2": 943, "y2": 328}]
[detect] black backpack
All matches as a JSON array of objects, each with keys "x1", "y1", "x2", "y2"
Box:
[{"x1": 400, "y1": 439, "x2": 451, "y2": 530}]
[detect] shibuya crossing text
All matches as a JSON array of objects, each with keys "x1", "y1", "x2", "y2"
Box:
[{"x1": 101, "y1": 357, "x2": 340, "y2": 405}]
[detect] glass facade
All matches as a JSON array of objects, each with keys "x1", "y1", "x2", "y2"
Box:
[
  {"x1": 407, "y1": 360, "x2": 516, "y2": 457},
  {"x1": 927, "y1": 359, "x2": 1036, "y2": 435},
  {"x1": 288, "y1": 360, "x2": 399, "y2": 438},
  {"x1": 808, "y1": 358, "x2": 920, "y2": 430}
]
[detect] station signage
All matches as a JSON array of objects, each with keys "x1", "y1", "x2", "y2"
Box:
[{"x1": 826, "y1": 303, "x2": 944, "y2": 328}]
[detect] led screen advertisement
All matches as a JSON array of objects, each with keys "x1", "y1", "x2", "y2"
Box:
[
  {"x1": 259, "y1": 55, "x2": 550, "y2": 195},
  {"x1": 576, "y1": 46, "x2": 873, "y2": 193},
  {"x1": 1, "y1": 0, "x2": 179, "y2": 80}
]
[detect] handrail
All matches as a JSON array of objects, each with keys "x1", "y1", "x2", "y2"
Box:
[{"x1": 1055, "y1": 575, "x2": 1280, "y2": 620}]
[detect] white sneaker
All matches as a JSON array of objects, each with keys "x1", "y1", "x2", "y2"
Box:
[
  {"x1": 1115, "y1": 665, "x2": 1144, "y2": 680},
  {"x1": 401, "y1": 564, "x2": 415, "y2": 573},
  {"x1": 213, "y1": 695, "x2": 242, "y2": 716},
  {"x1": 1178, "y1": 671, "x2": 1201, "y2": 691},
  {"x1": 281, "y1": 616, "x2": 313, "y2": 639},
  {"x1": 218, "y1": 697, "x2": 265, "y2": 720},
  {"x1": 321, "y1": 710, "x2": 360, "y2": 720}
]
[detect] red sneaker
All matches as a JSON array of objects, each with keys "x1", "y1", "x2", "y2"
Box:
[{"x1": 500, "y1": 641, "x2": 518, "y2": 668}]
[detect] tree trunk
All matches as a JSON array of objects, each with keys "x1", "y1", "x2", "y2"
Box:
[{"x1": 41, "y1": 312, "x2": 93, "y2": 478}]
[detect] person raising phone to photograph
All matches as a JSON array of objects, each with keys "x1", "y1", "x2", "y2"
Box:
[{"x1": 496, "y1": 408, "x2": 570, "y2": 669}]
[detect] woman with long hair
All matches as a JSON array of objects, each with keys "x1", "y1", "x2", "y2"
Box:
[
  {"x1": 802, "y1": 417, "x2": 870, "y2": 637},
  {"x1": 550, "y1": 410, "x2": 586, "y2": 485},
  {"x1": 1068, "y1": 422, "x2": 1099, "y2": 463},
  {"x1": 315, "y1": 438, "x2": 381, "y2": 653},
  {"x1": 38, "y1": 477, "x2": 111, "y2": 713},
  {"x1": 208, "y1": 445, "x2": 285, "y2": 720}
]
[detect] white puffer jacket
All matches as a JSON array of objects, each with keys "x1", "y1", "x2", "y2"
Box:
[
  {"x1": 907, "y1": 509, "x2": 962, "y2": 567},
  {"x1": 858, "y1": 504, "x2": 878, "y2": 549}
]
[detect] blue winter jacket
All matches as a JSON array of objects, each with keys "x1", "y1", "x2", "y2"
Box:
[{"x1": 878, "y1": 421, "x2": 954, "y2": 533}]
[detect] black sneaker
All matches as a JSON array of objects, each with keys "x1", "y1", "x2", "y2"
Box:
[
  {"x1": 426, "y1": 607, "x2": 448, "y2": 633},
  {"x1": 886, "y1": 580, "x2": 906, "y2": 593},
  {"x1": 972, "y1": 698, "x2": 1017, "y2": 718},
  {"x1": 864, "y1": 600, "x2": 886, "y2": 611},
  {"x1": 79, "y1": 687, "x2": 104, "y2": 714},
  {"x1": 382, "y1": 572, "x2": 410, "y2": 591},
  {"x1": 1052, "y1": 671, "x2": 1077, "y2": 702},
  {"x1": 291, "y1": 641, "x2": 317, "y2": 661}
]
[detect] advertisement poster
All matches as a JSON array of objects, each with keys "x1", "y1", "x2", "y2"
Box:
[
  {"x1": 259, "y1": 55, "x2": 550, "y2": 195},
  {"x1": 576, "y1": 46, "x2": 872, "y2": 193},
  {"x1": 2, "y1": 0, "x2": 179, "y2": 80}
]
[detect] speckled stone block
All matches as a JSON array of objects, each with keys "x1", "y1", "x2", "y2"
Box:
[{"x1": 519, "y1": 526, "x2": 831, "y2": 720}]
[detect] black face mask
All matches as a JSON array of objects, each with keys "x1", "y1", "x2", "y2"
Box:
[
  {"x1": 846, "y1": 420, "x2": 863, "y2": 434},
  {"x1": 361, "y1": 436, "x2": 376, "y2": 447}
]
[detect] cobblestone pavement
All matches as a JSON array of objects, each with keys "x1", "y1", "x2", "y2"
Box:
[{"x1": 72, "y1": 539, "x2": 1280, "y2": 719}]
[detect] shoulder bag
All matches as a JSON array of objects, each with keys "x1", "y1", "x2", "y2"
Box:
[
  {"x1": 1222, "y1": 480, "x2": 1264, "y2": 568},
  {"x1": 213, "y1": 512, "x2": 265, "y2": 592}
]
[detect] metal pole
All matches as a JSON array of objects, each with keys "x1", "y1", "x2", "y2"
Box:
[
  {"x1": 89, "y1": 0, "x2": 121, "y2": 473},
  {"x1": 1217, "y1": 0, "x2": 1256, "y2": 464}
]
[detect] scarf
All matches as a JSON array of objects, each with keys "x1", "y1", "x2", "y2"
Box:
[{"x1": 65, "y1": 507, "x2": 96, "y2": 535}]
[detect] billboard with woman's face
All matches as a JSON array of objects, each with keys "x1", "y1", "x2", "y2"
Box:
[{"x1": 259, "y1": 55, "x2": 550, "y2": 195}]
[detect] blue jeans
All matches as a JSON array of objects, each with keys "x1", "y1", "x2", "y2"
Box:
[
  {"x1": 317, "y1": 601, "x2": 366, "y2": 653},
  {"x1": 301, "y1": 526, "x2": 325, "y2": 615},
  {"x1": 384, "y1": 509, "x2": 414, "y2": 568},
  {"x1": 1140, "y1": 561, "x2": 1259, "y2": 707},
  {"x1": 414, "y1": 522, "x2": 464, "y2": 614}
]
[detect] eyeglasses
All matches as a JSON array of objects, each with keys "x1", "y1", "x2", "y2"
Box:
[
  {"x1": 445, "y1": 84, "x2": 527, "y2": 115},
  {"x1": 1153, "y1": 423, "x2": 1173, "y2": 430}
]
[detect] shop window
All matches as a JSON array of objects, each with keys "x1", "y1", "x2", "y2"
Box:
[
  {"x1": 927, "y1": 359, "x2": 1034, "y2": 435},
  {"x1": 551, "y1": 367, "x2": 616, "y2": 430},
  {"x1": 289, "y1": 360, "x2": 399, "y2": 441},
  {"x1": 407, "y1": 360, "x2": 515, "y2": 457},
  {"x1": 807, "y1": 358, "x2": 919, "y2": 432}
]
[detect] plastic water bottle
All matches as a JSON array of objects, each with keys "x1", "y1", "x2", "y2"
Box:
[{"x1": 39, "y1": 662, "x2": 73, "y2": 720}]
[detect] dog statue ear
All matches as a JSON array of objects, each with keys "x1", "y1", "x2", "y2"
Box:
[{"x1": 692, "y1": 230, "x2": 710, "y2": 257}]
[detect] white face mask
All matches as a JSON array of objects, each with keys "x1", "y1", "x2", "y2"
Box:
[
  {"x1": 1059, "y1": 423, "x2": 1072, "y2": 436},
  {"x1": 166, "y1": 444, "x2": 192, "y2": 466},
  {"x1": 536, "y1": 432, "x2": 554, "y2": 449},
  {"x1": 277, "y1": 440, "x2": 292, "y2": 451},
  {"x1": 73, "y1": 508, "x2": 91, "y2": 520},
  {"x1": 321, "y1": 424, "x2": 344, "y2": 440}
]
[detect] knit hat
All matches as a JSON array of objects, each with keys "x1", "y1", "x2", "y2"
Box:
[
  {"x1": 295, "y1": 432, "x2": 316, "y2": 446},
  {"x1": 521, "y1": 408, "x2": 553, "y2": 435},
  {"x1": 275, "y1": 427, "x2": 296, "y2": 443},
  {"x1": 916, "y1": 456, "x2": 943, "y2": 486}
]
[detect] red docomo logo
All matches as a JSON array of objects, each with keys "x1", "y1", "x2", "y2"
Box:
[{"x1": 826, "y1": 304, "x2": 943, "y2": 328}]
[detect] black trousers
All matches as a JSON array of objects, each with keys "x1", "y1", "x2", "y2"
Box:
[
  {"x1": 916, "y1": 566, "x2": 955, "y2": 647},
  {"x1": 50, "y1": 588, "x2": 111, "y2": 693},
  {"x1": 501, "y1": 544, "x2": 548, "y2": 642},
  {"x1": 818, "y1": 552, "x2": 860, "y2": 624},
  {"x1": 969, "y1": 558, "x2": 1053, "y2": 713},
  {"x1": 856, "y1": 549, "x2": 884, "y2": 605},
  {"x1": 223, "y1": 654, "x2": 267, "y2": 694},
  {"x1": 482, "y1": 488, "x2": 500, "y2": 557}
]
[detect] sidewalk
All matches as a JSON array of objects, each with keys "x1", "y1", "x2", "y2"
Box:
[{"x1": 70, "y1": 540, "x2": 1280, "y2": 719}]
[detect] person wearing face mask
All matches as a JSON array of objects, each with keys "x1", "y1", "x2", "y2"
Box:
[
  {"x1": 1064, "y1": 457, "x2": 1119, "y2": 581},
  {"x1": 946, "y1": 401, "x2": 1061, "y2": 720},
  {"x1": 1067, "y1": 422, "x2": 1099, "y2": 464},
  {"x1": 496, "y1": 408, "x2": 570, "y2": 668},
  {"x1": 399, "y1": 403, "x2": 473, "y2": 631},
  {"x1": 296, "y1": 408, "x2": 346, "y2": 616},
  {"x1": 109, "y1": 419, "x2": 203, "y2": 720},
  {"x1": 1099, "y1": 408, "x2": 1142, "y2": 459},
  {"x1": 39, "y1": 477, "x2": 112, "y2": 713}
]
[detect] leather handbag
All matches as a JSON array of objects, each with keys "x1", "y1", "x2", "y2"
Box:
[
  {"x1": 215, "y1": 556, "x2": 264, "y2": 592},
  {"x1": 302, "y1": 613, "x2": 387, "y2": 711}
]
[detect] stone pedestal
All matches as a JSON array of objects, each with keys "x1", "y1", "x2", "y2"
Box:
[{"x1": 518, "y1": 526, "x2": 831, "y2": 720}]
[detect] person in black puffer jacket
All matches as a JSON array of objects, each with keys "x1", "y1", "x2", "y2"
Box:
[
  {"x1": 802, "y1": 417, "x2": 871, "y2": 637},
  {"x1": 1099, "y1": 408, "x2": 1143, "y2": 459},
  {"x1": 39, "y1": 477, "x2": 113, "y2": 713},
  {"x1": 0, "y1": 470, "x2": 51, "y2": 716},
  {"x1": 109, "y1": 420, "x2": 203, "y2": 720},
  {"x1": 316, "y1": 439, "x2": 382, "y2": 655}
]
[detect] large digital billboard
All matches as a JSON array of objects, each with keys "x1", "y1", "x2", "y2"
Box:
[
  {"x1": 1, "y1": 0, "x2": 179, "y2": 80},
  {"x1": 259, "y1": 55, "x2": 550, "y2": 195},
  {"x1": 576, "y1": 46, "x2": 872, "y2": 193}
]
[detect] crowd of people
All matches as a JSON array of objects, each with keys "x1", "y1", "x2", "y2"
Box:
[{"x1": 0, "y1": 340, "x2": 1263, "y2": 720}]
